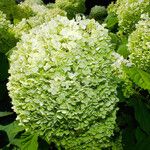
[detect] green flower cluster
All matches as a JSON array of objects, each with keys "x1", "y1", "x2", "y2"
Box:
[
  {"x1": 108, "y1": 0, "x2": 149, "y2": 34},
  {"x1": 22, "y1": 0, "x2": 44, "y2": 5},
  {"x1": 89, "y1": 5, "x2": 107, "y2": 21},
  {"x1": 107, "y1": 2, "x2": 117, "y2": 14},
  {"x1": 19, "y1": 0, "x2": 46, "y2": 16},
  {"x1": 128, "y1": 14, "x2": 150, "y2": 73},
  {"x1": 55, "y1": 0, "x2": 86, "y2": 19},
  {"x1": 8, "y1": 16, "x2": 121, "y2": 149},
  {"x1": 0, "y1": 11, "x2": 17, "y2": 53},
  {"x1": 13, "y1": 7, "x2": 66, "y2": 38}
]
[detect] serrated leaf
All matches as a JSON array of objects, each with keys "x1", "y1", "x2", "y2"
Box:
[
  {"x1": 12, "y1": 133, "x2": 38, "y2": 150},
  {"x1": 124, "y1": 67, "x2": 150, "y2": 90},
  {"x1": 0, "y1": 121, "x2": 24, "y2": 142},
  {"x1": 0, "y1": 111, "x2": 13, "y2": 117},
  {"x1": 133, "y1": 98, "x2": 150, "y2": 135}
]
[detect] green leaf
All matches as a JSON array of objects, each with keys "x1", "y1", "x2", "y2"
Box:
[
  {"x1": 117, "y1": 44, "x2": 129, "y2": 58},
  {"x1": 135, "y1": 136, "x2": 150, "y2": 150},
  {"x1": 124, "y1": 67, "x2": 150, "y2": 90},
  {"x1": 122, "y1": 128, "x2": 136, "y2": 150},
  {"x1": 135, "y1": 127, "x2": 147, "y2": 142},
  {"x1": 109, "y1": 33, "x2": 120, "y2": 51},
  {"x1": 0, "y1": 121, "x2": 24, "y2": 142},
  {"x1": 12, "y1": 133, "x2": 38, "y2": 150},
  {"x1": 121, "y1": 111, "x2": 137, "y2": 150},
  {"x1": 105, "y1": 13, "x2": 118, "y2": 30},
  {"x1": 133, "y1": 98, "x2": 150, "y2": 135},
  {"x1": 0, "y1": 111, "x2": 13, "y2": 117}
]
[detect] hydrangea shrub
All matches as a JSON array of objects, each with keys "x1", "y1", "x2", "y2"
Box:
[
  {"x1": 8, "y1": 16, "x2": 122, "y2": 149},
  {"x1": 128, "y1": 14, "x2": 150, "y2": 73}
]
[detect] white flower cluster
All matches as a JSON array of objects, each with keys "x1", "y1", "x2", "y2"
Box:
[
  {"x1": 128, "y1": 13, "x2": 150, "y2": 72},
  {"x1": 8, "y1": 16, "x2": 122, "y2": 149}
]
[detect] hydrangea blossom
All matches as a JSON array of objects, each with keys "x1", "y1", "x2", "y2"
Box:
[
  {"x1": 55, "y1": 0, "x2": 86, "y2": 18},
  {"x1": 21, "y1": 0, "x2": 44, "y2": 5},
  {"x1": 89, "y1": 5, "x2": 107, "y2": 21},
  {"x1": 128, "y1": 14, "x2": 150, "y2": 73},
  {"x1": 108, "y1": 0, "x2": 149, "y2": 34},
  {"x1": 8, "y1": 16, "x2": 122, "y2": 149},
  {"x1": 19, "y1": 0, "x2": 47, "y2": 16},
  {"x1": 107, "y1": 2, "x2": 117, "y2": 14},
  {"x1": 0, "y1": 11, "x2": 17, "y2": 53},
  {"x1": 13, "y1": 8, "x2": 66, "y2": 38}
]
